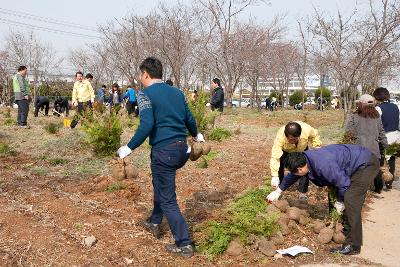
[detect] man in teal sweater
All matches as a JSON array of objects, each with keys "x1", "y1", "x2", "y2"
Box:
[{"x1": 117, "y1": 57, "x2": 204, "y2": 257}]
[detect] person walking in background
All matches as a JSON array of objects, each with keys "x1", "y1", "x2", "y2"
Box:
[
  {"x1": 270, "y1": 121, "x2": 322, "y2": 201},
  {"x1": 109, "y1": 83, "x2": 123, "y2": 114},
  {"x1": 373, "y1": 87, "x2": 400, "y2": 189},
  {"x1": 96, "y1": 84, "x2": 106, "y2": 104},
  {"x1": 70, "y1": 71, "x2": 95, "y2": 128},
  {"x1": 345, "y1": 94, "x2": 387, "y2": 193},
  {"x1": 117, "y1": 57, "x2": 204, "y2": 257},
  {"x1": 13, "y1": 66, "x2": 30, "y2": 127},
  {"x1": 34, "y1": 95, "x2": 49, "y2": 117},
  {"x1": 124, "y1": 83, "x2": 138, "y2": 116},
  {"x1": 210, "y1": 78, "x2": 224, "y2": 112}
]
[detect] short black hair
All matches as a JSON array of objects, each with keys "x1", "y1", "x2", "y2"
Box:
[
  {"x1": 85, "y1": 73, "x2": 93, "y2": 79},
  {"x1": 18, "y1": 66, "x2": 27, "y2": 72},
  {"x1": 373, "y1": 87, "x2": 390, "y2": 101},
  {"x1": 101, "y1": 84, "x2": 106, "y2": 88},
  {"x1": 284, "y1": 122, "x2": 302, "y2": 137},
  {"x1": 139, "y1": 57, "x2": 163, "y2": 79},
  {"x1": 165, "y1": 79, "x2": 173, "y2": 86},
  {"x1": 112, "y1": 83, "x2": 119, "y2": 88},
  {"x1": 75, "y1": 71, "x2": 83, "y2": 77},
  {"x1": 212, "y1": 78, "x2": 221, "y2": 87},
  {"x1": 285, "y1": 152, "x2": 307, "y2": 173}
]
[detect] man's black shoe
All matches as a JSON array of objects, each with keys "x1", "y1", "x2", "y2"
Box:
[
  {"x1": 142, "y1": 219, "x2": 161, "y2": 239},
  {"x1": 165, "y1": 244, "x2": 194, "y2": 258},
  {"x1": 330, "y1": 244, "x2": 360, "y2": 255}
]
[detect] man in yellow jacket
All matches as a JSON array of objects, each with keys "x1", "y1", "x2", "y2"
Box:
[
  {"x1": 70, "y1": 71, "x2": 95, "y2": 128},
  {"x1": 270, "y1": 121, "x2": 322, "y2": 200}
]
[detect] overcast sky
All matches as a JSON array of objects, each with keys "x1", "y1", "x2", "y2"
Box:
[{"x1": 0, "y1": 0, "x2": 365, "y2": 74}]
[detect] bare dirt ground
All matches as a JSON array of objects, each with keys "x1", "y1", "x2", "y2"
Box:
[{"x1": 0, "y1": 107, "x2": 393, "y2": 266}]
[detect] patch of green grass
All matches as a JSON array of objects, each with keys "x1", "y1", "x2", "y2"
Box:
[
  {"x1": 31, "y1": 166, "x2": 49, "y2": 176},
  {"x1": 0, "y1": 143, "x2": 16, "y2": 156},
  {"x1": 195, "y1": 186, "x2": 278, "y2": 258},
  {"x1": 208, "y1": 127, "x2": 232, "y2": 142},
  {"x1": 197, "y1": 151, "x2": 220, "y2": 169},
  {"x1": 3, "y1": 118, "x2": 17, "y2": 126},
  {"x1": 105, "y1": 182, "x2": 126, "y2": 192},
  {"x1": 48, "y1": 158, "x2": 68, "y2": 166},
  {"x1": 44, "y1": 122, "x2": 61, "y2": 134}
]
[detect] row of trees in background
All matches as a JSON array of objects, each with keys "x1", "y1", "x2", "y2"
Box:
[{"x1": 0, "y1": 0, "x2": 399, "y2": 114}]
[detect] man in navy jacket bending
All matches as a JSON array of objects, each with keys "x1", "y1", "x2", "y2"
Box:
[
  {"x1": 117, "y1": 57, "x2": 204, "y2": 257},
  {"x1": 267, "y1": 144, "x2": 379, "y2": 255}
]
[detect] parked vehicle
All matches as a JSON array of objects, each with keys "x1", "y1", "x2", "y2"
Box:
[{"x1": 231, "y1": 98, "x2": 251, "y2": 108}]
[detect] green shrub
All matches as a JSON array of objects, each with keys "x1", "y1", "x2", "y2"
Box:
[
  {"x1": 188, "y1": 91, "x2": 219, "y2": 133},
  {"x1": 208, "y1": 127, "x2": 232, "y2": 142},
  {"x1": 314, "y1": 87, "x2": 331, "y2": 100},
  {"x1": 44, "y1": 122, "x2": 61, "y2": 134},
  {"x1": 196, "y1": 186, "x2": 278, "y2": 258},
  {"x1": 105, "y1": 182, "x2": 126, "y2": 192},
  {"x1": 0, "y1": 143, "x2": 10, "y2": 155},
  {"x1": 289, "y1": 90, "x2": 304, "y2": 106},
  {"x1": 4, "y1": 118, "x2": 16, "y2": 126},
  {"x1": 82, "y1": 113, "x2": 123, "y2": 156}
]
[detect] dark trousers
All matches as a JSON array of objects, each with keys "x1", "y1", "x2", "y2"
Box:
[
  {"x1": 126, "y1": 101, "x2": 138, "y2": 116},
  {"x1": 16, "y1": 99, "x2": 29, "y2": 126},
  {"x1": 70, "y1": 101, "x2": 92, "y2": 128},
  {"x1": 149, "y1": 141, "x2": 191, "y2": 247},
  {"x1": 344, "y1": 155, "x2": 379, "y2": 247},
  {"x1": 34, "y1": 102, "x2": 49, "y2": 117},
  {"x1": 279, "y1": 151, "x2": 309, "y2": 193}
]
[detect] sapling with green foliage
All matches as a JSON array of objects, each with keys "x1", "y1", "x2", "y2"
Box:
[
  {"x1": 187, "y1": 91, "x2": 219, "y2": 133},
  {"x1": 195, "y1": 186, "x2": 278, "y2": 258},
  {"x1": 44, "y1": 122, "x2": 61, "y2": 134},
  {"x1": 208, "y1": 127, "x2": 232, "y2": 142},
  {"x1": 82, "y1": 113, "x2": 123, "y2": 156}
]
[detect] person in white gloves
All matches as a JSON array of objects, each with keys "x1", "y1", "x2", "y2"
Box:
[
  {"x1": 269, "y1": 121, "x2": 322, "y2": 201},
  {"x1": 117, "y1": 57, "x2": 202, "y2": 258},
  {"x1": 267, "y1": 144, "x2": 379, "y2": 256}
]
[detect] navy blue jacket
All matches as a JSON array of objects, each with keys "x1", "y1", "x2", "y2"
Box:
[
  {"x1": 211, "y1": 87, "x2": 224, "y2": 112},
  {"x1": 279, "y1": 144, "x2": 373, "y2": 202},
  {"x1": 379, "y1": 102, "x2": 399, "y2": 132},
  {"x1": 127, "y1": 82, "x2": 198, "y2": 150}
]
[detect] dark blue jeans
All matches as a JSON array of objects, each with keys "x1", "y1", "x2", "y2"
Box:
[
  {"x1": 16, "y1": 99, "x2": 29, "y2": 126},
  {"x1": 150, "y1": 141, "x2": 191, "y2": 247}
]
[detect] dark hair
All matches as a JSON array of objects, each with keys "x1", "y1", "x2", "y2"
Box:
[
  {"x1": 285, "y1": 152, "x2": 307, "y2": 173},
  {"x1": 284, "y1": 122, "x2": 302, "y2": 137},
  {"x1": 75, "y1": 71, "x2": 83, "y2": 77},
  {"x1": 139, "y1": 57, "x2": 163, "y2": 79},
  {"x1": 101, "y1": 84, "x2": 106, "y2": 88},
  {"x1": 112, "y1": 83, "x2": 119, "y2": 88},
  {"x1": 165, "y1": 79, "x2": 173, "y2": 86},
  {"x1": 85, "y1": 73, "x2": 93, "y2": 79},
  {"x1": 212, "y1": 78, "x2": 221, "y2": 87},
  {"x1": 18, "y1": 66, "x2": 27, "y2": 72},
  {"x1": 373, "y1": 87, "x2": 390, "y2": 101},
  {"x1": 354, "y1": 102, "x2": 379, "y2": 118}
]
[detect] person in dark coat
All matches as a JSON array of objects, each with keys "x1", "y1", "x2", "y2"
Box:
[
  {"x1": 267, "y1": 144, "x2": 379, "y2": 256},
  {"x1": 53, "y1": 96, "x2": 69, "y2": 117},
  {"x1": 210, "y1": 78, "x2": 224, "y2": 112},
  {"x1": 34, "y1": 96, "x2": 49, "y2": 117}
]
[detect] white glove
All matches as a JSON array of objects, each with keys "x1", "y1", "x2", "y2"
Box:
[
  {"x1": 117, "y1": 145, "x2": 132, "y2": 159},
  {"x1": 194, "y1": 133, "x2": 205, "y2": 142},
  {"x1": 206, "y1": 103, "x2": 211, "y2": 107},
  {"x1": 270, "y1": 176, "x2": 280, "y2": 188},
  {"x1": 266, "y1": 188, "x2": 282, "y2": 203},
  {"x1": 72, "y1": 102, "x2": 78, "y2": 107},
  {"x1": 334, "y1": 201, "x2": 345, "y2": 214}
]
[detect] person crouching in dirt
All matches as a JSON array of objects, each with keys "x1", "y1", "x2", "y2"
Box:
[
  {"x1": 53, "y1": 96, "x2": 69, "y2": 117},
  {"x1": 267, "y1": 144, "x2": 380, "y2": 255},
  {"x1": 270, "y1": 121, "x2": 322, "y2": 201},
  {"x1": 34, "y1": 96, "x2": 49, "y2": 117},
  {"x1": 117, "y1": 57, "x2": 204, "y2": 258}
]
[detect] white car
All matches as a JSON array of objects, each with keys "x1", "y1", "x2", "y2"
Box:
[{"x1": 231, "y1": 98, "x2": 251, "y2": 108}]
